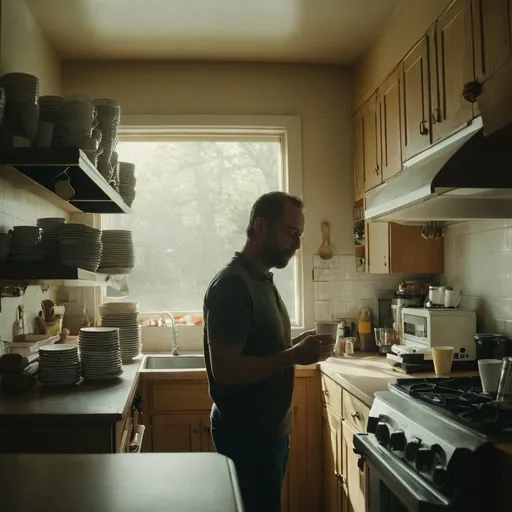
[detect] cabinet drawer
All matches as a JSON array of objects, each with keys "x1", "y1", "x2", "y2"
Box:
[
  {"x1": 321, "y1": 373, "x2": 342, "y2": 416},
  {"x1": 152, "y1": 383, "x2": 213, "y2": 412},
  {"x1": 343, "y1": 391, "x2": 369, "y2": 433}
]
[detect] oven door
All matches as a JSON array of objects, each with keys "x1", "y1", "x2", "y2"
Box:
[{"x1": 353, "y1": 434, "x2": 453, "y2": 512}]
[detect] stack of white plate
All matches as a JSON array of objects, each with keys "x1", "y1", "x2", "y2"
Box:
[
  {"x1": 0, "y1": 72, "x2": 40, "y2": 142},
  {"x1": 39, "y1": 96, "x2": 64, "y2": 123},
  {"x1": 119, "y1": 162, "x2": 136, "y2": 207},
  {"x1": 98, "y1": 230, "x2": 134, "y2": 274},
  {"x1": 59, "y1": 224, "x2": 102, "y2": 272},
  {"x1": 99, "y1": 302, "x2": 141, "y2": 361},
  {"x1": 94, "y1": 98, "x2": 121, "y2": 182},
  {"x1": 38, "y1": 344, "x2": 81, "y2": 387},
  {"x1": 37, "y1": 217, "x2": 66, "y2": 257},
  {"x1": 79, "y1": 327, "x2": 123, "y2": 381}
]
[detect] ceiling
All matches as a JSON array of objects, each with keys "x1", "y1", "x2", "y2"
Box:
[{"x1": 27, "y1": 0, "x2": 401, "y2": 64}]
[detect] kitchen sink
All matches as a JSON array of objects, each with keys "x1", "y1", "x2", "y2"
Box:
[{"x1": 143, "y1": 355, "x2": 206, "y2": 370}]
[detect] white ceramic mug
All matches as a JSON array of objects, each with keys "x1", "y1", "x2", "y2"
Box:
[
  {"x1": 478, "y1": 359, "x2": 503, "y2": 394},
  {"x1": 444, "y1": 289, "x2": 461, "y2": 308}
]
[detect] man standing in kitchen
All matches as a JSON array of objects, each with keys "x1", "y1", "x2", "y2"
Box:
[{"x1": 203, "y1": 191, "x2": 332, "y2": 512}]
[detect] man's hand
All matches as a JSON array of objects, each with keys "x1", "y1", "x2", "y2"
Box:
[
  {"x1": 291, "y1": 334, "x2": 324, "y2": 365},
  {"x1": 292, "y1": 329, "x2": 316, "y2": 346}
]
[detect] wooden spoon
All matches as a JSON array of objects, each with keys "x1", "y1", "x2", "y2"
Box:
[{"x1": 318, "y1": 222, "x2": 334, "y2": 260}]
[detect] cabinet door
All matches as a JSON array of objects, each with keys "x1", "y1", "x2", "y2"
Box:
[
  {"x1": 401, "y1": 37, "x2": 431, "y2": 161},
  {"x1": 322, "y1": 407, "x2": 344, "y2": 512},
  {"x1": 472, "y1": 0, "x2": 512, "y2": 83},
  {"x1": 152, "y1": 414, "x2": 202, "y2": 452},
  {"x1": 431, "y1": 0, "x2": 474, "y2": 142},
  {"x1": 201, "y1": 413, "x2": 216, "y2": 452},
  {"x1": 353, "y1": 111, "x2": 365, "y2": 201},
  {"x1": 342, "y1": 420, "x2": 366, "y2": 512},
  {"x1": 367, "y1": 222, "x2": 389, "y2": 274},
  {"x1": 379, "y1": 69, "x2": 402, "y2": 181},
  {"x1": 363, "y1": 93, "x2": 381, "y2": 192}
]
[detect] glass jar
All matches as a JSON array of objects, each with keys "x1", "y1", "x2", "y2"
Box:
[{"x1": 357, "y1": 306, "x2": 375, "y2": 352}]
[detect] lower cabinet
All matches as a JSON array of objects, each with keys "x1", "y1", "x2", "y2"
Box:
[
  {"x1": 342, "y1": 420, "x2": 366, "y2": 512},
  {"x1": 143, "y1": 372, "x2": 321, "y2": 512},
  {"x1": 152, "y1": 412, "x2": 213, "y2": 453},
  {"x1": 322, "y1": 405, "x2": 345, "y2": 512}
]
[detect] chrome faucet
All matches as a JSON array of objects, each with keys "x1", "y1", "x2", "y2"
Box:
[{"x1": 156, "y1": 312, "x2": 180, "y2": 355}]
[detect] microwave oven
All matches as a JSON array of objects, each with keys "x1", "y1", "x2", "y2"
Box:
[{"x1": 401, "y1": 307, "x2": 477, "y2": 361}]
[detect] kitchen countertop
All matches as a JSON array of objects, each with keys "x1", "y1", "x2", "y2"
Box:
[
  {"x1": 320, "y1": 354, "x2": 479, "y2": 407},
  {"x1": 0, "y1": 357, "x2": 141, "y2": 424},
  {"x1": 0, "y1": 453, "x2": 243, "y2": 512}
]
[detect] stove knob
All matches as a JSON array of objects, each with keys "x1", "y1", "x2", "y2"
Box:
[
  {"x1": 432, "y1": 466, "x2": 448, "y2": 488},
  {"x1": 375, "y1": 422, "x2": 390, "y2": 445},
  {"x1": 404, "y1": 440, "x2": 421, "y2": 462},
  {"x1": 367, "y1": 416, "x2": 380, "y2": 434},
  {"x1": 415, "y1": 448, "x2": 434, "y2": 472},
  {"x1": 389, "y1": 431, "x2": 406, "y2": 451}
]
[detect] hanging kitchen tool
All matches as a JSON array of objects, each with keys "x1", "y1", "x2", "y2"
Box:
[{"x1": 318, "y1": 221, "x2": 334, "y2": 260}]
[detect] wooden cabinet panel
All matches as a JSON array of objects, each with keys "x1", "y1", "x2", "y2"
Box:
[
  {"x1": 472, "y1": 0, "x2": 512, "y2": 83},
  {"x1": 342, "y1": 391, "x2": 370, "y2": 433},
  {"x1": 353, "y1": 111, "x2": 365, "y2": 201},
  {"x1": 321, "y1": 373, "x2": 343, "y2": 417},
  {"x1": 343, "y1": 420, "x2": 366, "y2": 512},
  {"x1": 378, "y1": 70, "x2": 402, "y2": 181},
  {"x1": 431, "y1": 0, "x2": 474, "y2": 142},
  {"x1": 389, "y1": 224, "x2": 444, "y2": 274},
  {"x1": 151, "y1": 382, "x2": 212, "y2": 412},
  {"x1": 367, "y1": 222, "x2": 389, "y2": 274},
  {"x1": 401, "y1": 37, "x2": 432, "y2": 161},
  {"x1": 152, "y1": 413, "x2": 203, "y2": 452},
  {"x1": 322, "y1": 406, "x2": 344, "y2": 512},
  {"x1": 362, "y1": 94, "x2": 381, "y2": 192}
]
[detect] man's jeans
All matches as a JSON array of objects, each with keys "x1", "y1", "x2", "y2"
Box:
[{"x1": 211, "y1": 420, "x2": 290, "y2": 512}]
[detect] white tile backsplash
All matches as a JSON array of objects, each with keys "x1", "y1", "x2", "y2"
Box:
[
  {"x1": 312, "y1": 253, "x2": 432, "y2": 322},
  {"x1": 444, "y1": 220, "x2": 512, "y2": 333},
  {"x1": 0, "y1": 169, "x2": 69, "y2": 341}
]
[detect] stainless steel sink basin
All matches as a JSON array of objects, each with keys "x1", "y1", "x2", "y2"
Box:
[{"x1": 143, "y1": 355, "x2": 205, "y2": 370}]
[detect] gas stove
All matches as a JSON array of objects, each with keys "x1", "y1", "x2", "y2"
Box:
[{"x1": 353, "y1": 377, "x2": 505, "y2": 511}]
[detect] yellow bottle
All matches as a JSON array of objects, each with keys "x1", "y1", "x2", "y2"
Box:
[{"x1": 357, "y1": 306, "x2": 374, "y2": 352}]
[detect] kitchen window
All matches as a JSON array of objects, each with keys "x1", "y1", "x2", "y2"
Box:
[{"x1": 102, "y1": 123, "x2": 303, "y2": 326}]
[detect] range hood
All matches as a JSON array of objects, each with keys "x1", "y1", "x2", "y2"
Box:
[{"x1": 365, "y1": 61, "x2": 512, "y2": 223}]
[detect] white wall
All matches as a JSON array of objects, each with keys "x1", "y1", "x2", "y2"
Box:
[
  {"x1": 1, "y1": 0, "x2": 62, "y2": 95},
  {"x1": 0, "y1": 0, "x2": 65, "y2": 343},
  {"x1": 444, "y1": 221, "x2": 512, "y2": 336}
]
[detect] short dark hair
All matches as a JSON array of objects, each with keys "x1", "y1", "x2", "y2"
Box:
[{"x1": 246, "y1": 192, "x2": 304, "y2": 238}]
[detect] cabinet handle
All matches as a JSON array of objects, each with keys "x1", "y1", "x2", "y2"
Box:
[
  {"x1": 335, "y1": 472, "x2": 345, "y2": 484},
  {"x1": 323, "y1": 390, "x2": 329, "y2": 396},
  {"x1": 419, "y1": 120, "x2": 429, "y2": 136},
  {"x1": 192, "y1": 428, "x2": 199, "y2": 434},
  {"x1": 204, "y1": 426, "x2": 211, "y2": 433},
  {"x1": 463, "y1": 80, "x2": 482, "y2": 103},
  {"x1": 374, "y1": 164, "x2": 380, "y2": 176},
  {"x1": 432, "y1": 108, "x2": 441, "y2": 124},
  {"x1": 351, "y1": 411, "x2": 361, "y2": 420}
]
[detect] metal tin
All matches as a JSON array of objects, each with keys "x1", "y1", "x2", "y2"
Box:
[{"x1": 496, "y1": 357, "x2": 512, "y2": 403}]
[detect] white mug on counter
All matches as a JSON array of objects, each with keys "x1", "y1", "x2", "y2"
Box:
[
  {"x1": 444, "y1": 289, "x2": 461, "y2": 308},
  {"x1": 428, "y1": 285, "x2": 446, "y2": 306}
]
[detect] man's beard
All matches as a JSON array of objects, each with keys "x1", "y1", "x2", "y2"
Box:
[{"x1": 261, "y1": 243, "x2": 295, "y2": 270}]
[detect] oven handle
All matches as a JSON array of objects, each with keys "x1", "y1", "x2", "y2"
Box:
[{"x1": 353, "y1": 433, "x2": 451, "y2": 511}]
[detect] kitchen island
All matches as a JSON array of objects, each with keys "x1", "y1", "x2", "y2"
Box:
[{"x1": 0, "y1": 453, "x2": 243, "y2": 512}]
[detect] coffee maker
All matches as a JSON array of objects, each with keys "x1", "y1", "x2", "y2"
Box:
[{"x1": 391, "y1": 280, "x2": 427, "y2": 342}]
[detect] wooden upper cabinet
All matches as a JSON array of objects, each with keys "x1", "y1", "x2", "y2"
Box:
[
  {"x1": 400, "y1": 37, "x2": 431, "y2": 161},
  {"x1": 353, "y1": 111, "x2": 365, "y2": 202},
  {"x1": 472, "y1": 0, "x2": 512, "y2": 83},
  {"x1": 362, "y1": 93, "x2": 381, "y2": 192},
  {"x1": 378, "y1": 69, "x2": 402, "y2": 181},
  {"x1": 367, "y1": 222, "x2": 389, "y2": 274},
  {"x1": 431, "y1": 0, "x2": 474, "y2": 142}
]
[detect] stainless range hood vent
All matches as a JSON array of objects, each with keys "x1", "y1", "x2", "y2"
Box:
[{"x1": 365, "y1": 116, "x2": 512, "y2": 223}]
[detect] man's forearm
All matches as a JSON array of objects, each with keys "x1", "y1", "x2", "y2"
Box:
[{"x1": 212, "y1": 348, "x2": 296, "y2": 386}]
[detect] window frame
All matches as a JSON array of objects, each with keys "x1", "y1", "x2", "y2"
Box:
[{"x1": 101, "y1": 114, "x2": 305, "y2": 327}]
